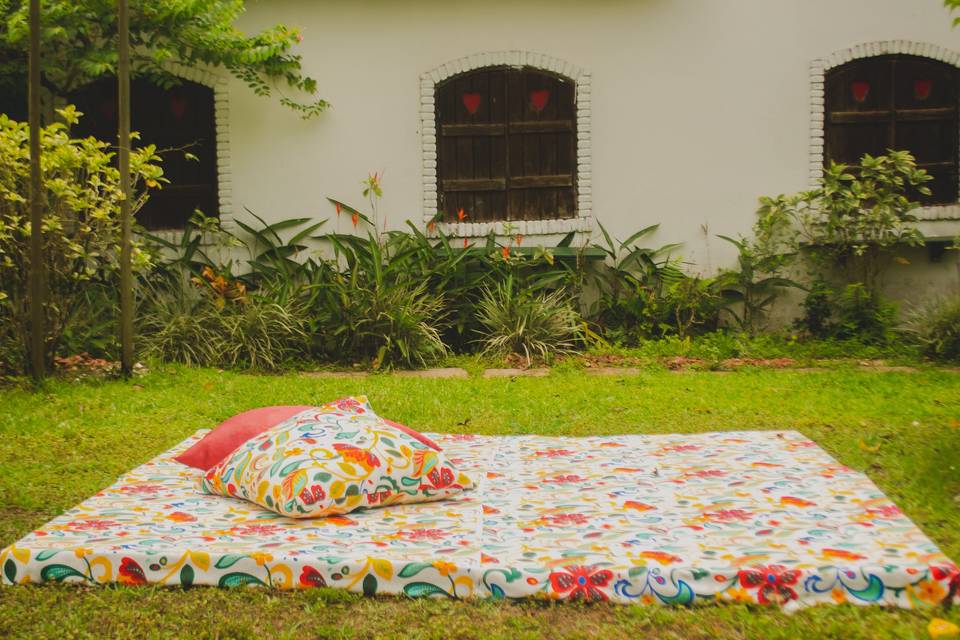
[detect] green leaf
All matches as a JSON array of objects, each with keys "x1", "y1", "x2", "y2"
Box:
[
  {"x1": 180, "y1": 564, "x2": 195, "y2": 588},
  {"x1": 403, "y1": 581, "x2": 451, "y2": 598},
  {"x1": 397, "y1": 562, "x2": 433, "y2": 578},
  {"x1": 35, "y1": 550, "x2": 59, "y2": 561},
  {"x1": 40, "y1": 564, "x2": 87, "y2": 583},
  {"x1": 3, "y1": 558, "x2": 16, "y2": 584},
  {"x1": 214, "y1": 554, "x2": 248, "y2": 570},
  {"x1": 218, "y1": 572, "x2": 266, "y2": 588},
  {"x1": 846, "y1": 574, "x2": 885, "y2": 602},
  {"x1": 362, "y1": 573, "x2": 378, "y2": 596}
]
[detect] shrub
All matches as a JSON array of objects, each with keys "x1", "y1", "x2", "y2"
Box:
[
  {"x1": 833, "y1": 283, "x2": 898, "y2": 344},
  {"x1": 476, "y1": 276, "x2": 581, "y2": 365},
  {"x1": 138, "y1": 277, "x2": 307, "y2": 371},
  {"x1": 0, "y1": 107, "x2": 163, "y2": 374},
  {"x1": 903, "y1": 295, "x2": 960, "y2": 362}
]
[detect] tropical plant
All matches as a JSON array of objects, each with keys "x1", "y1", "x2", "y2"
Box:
[
  {"x1": 0, "y1": 0, "x2": 327, "y2": 118},
  {"x1": 311, "y1": 233, "x2": 449, "y2": 369},
  {"x1": 757, "y1": 150, "x2": 930, "y2": 296},
  {"x1": 832, "y1": 283, "x2": 898, "y2": 344},
  {"x1": 715, "y1": 234, "x2": 799, "y2": 335},
  {"x1": 138, "y1": 279, "x2": 307, "y2": 370},
  {"x1": 0, "y1": 107, "x2": 162, "y2": 374},
  {"x1": 903, "y1": 295, "x2": 960, "y2": 361},
  {"x1": 475, "y1": 275, "x2": 581, "y2": 365}
]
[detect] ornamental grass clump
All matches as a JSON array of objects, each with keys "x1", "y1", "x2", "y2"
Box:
[
  {"x1": 476, "y1": 276, "x2": 581, "y2": 365},
  {"x1": 903, "y1": 295, "x2": 960, "y2": 362}
]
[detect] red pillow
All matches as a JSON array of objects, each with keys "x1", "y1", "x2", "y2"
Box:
[
  {"x1": 175, "y1": 406, "x2": 442, "y2": 470},
  {"x1": 175, "y1": 406, "x2": 312, "y2": 470}
]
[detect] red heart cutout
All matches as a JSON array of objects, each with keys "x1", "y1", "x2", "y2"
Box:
[
  {"x1": 169, "y1": 94, "x2": 188, "y2": 118},
  {"x1": 914, "y1": 79, "x2": 933, "y2": 101},
  {"x1": 462, "y1": 92, "x2": 481, "y2": 115},
  {"x1": 851, "y1": 81, "x2": 870, "y2": 103},
  {"x1": 530, "y1": 89, "x2": 550, "y2": 113}
]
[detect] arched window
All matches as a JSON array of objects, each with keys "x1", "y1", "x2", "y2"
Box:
[
  {"x1": 70, "y1": 77, "x2": 219, "y2": 230},
  {"x1": 435, "y1": 66, "x2": 576, "y2": 223},
  {"x1": 825, "y1": 54, "x2": 959, "y2": 204}
]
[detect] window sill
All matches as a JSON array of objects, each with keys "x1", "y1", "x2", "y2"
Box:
[{"x1": 430, "y1": 216, "x2": 592, "y2": 238}]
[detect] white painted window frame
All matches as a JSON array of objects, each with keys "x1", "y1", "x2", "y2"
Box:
[
  {"x1": 420, "y1": 51, "x2": 593, "y2": 238},
  {"x1": 810, "y1": 41, "x2": 960, "y2": 223}
]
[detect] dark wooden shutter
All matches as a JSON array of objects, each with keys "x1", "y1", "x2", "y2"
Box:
[
  {"x1": 436, "y1": 66, "x2": 576, "y2": 222},
  {"x1": 71, "y1": 77, "x2": 219, "y2": 230},
  {"x1": 825, "y1": 55, "x2": 959, "y2": 204}
]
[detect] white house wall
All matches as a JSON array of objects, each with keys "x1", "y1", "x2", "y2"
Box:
[{"x1": 225, "y1": 0, "x2": 960, "y2": 305}]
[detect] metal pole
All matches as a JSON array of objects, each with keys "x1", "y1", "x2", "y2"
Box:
[
  {"x1": 28, "y1": 0, "x2": 44, "y2": 382},
  {"x1": 118, "y1": 0, "x2": 133, "y2": 376}
]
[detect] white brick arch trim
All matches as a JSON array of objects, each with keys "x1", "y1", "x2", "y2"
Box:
[
  {"x1": 159, "y1": 62, "x2": 233, "y2": 226},
  {"x1": 420, "y1": 51, "x2": 593, "y2": 238},
  {"x1": 810, "y1": 41, "x2": 960, "y2": 221}
]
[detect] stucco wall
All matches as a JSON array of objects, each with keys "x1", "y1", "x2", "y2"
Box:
[{"x1": 221, "y1": 0, "x2": 960, "y2": 305}]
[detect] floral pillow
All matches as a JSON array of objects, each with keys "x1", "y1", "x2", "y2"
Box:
[{"x1": 200, "y1": 396, "x2": 473, "y2": 518}]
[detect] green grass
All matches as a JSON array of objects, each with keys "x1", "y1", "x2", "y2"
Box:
[{"x1": 1, "y1": 364, "x2": 959, "y2": 639}]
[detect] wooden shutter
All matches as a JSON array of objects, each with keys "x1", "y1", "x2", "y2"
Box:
[
  {"x1": 71, "y1": 77, "x2": 219, "y2": 230},
  {"x1": 436, "y1": 66, "x2": 576, "y2": 222},
  {"x1": 825, "y1": 55, "x2": 959, "y2": 204}
]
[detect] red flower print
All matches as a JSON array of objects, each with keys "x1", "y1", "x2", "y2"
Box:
[
  {"x1": 300, "y1": 566, "x2": 327, "y2": 588},
  {"x1": 655, "y1": 444, "x2": 700, "y2": 455},
  {"x1": 542, "y1": 513, "x2": 589, "y2": 527},
  {"x1": 738, "y1": 564, "x2": 801, "y2": 605},
  {"x1": 229, "y1": 524, "x2": 286, "y2": 537},
  {"x1": 685, "y1": 469, "x2": 726, "y2": 479},
  {"x1": 865, "y1": 504, "x2": 902, "y2": 520},
  {"x1": 118, "y1": 557, "x2": 147, "y2": 585},
  {"x1": 543, "y1": 474, "x2": 585, "y2": 484},
  {"x1": 703, "y1": 509, "x2": 753, "y2": 522},
  {"x1": 400, "y1": 528, "x2": 448, "y2": 541},
  {"x1": 67, "y1": 519, "x2": 122, "y2": 531},
  {"x1": 299, "y1": 484, "x2": 326, "y2": 506},
  {"x1": 333, "y1": 443, "x2": 381, "y2": 471},
  {"x1": 447, "y1": 434, "x2": 476, "y2": 442},
  {"x1": 119, "y1": 484, "x2": 166, "y2": 495},
  {"x1": 366, "y1": 490, "x2": 392, "y2": 505},
  {"x1": 426, "y1": 466, "x2": 455, "y2": 489},
  {"x1": 931, "y1": 563, "x2": 960, "y2": 600},
  {"x1": 534, "y1": 449, "x2": 575, "y2": 458},
  {"x1": 549, "y1": 565, "x2": 613, "y2": 601}
]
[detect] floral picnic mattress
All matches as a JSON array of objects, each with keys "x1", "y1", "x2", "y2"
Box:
[{"x1": 2, "y1": 429, "x2": 958, "y2": 611}]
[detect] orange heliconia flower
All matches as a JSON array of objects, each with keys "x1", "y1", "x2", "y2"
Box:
[
  {"x1": 335, "y1": 202, "x2": 342, "y2": 215},
  {"x1": 463, "y1": 237, "x2": 469, "y2": 249},
  {"x1": 457, "y1": 208, "x2": 466, "y2": 222},
  {"x1": 427, "y1": 221, "x2": 436, "y2": 233},
  {"x1": 501, "y1": 246, "x2": 510, "y2": 259},
  {"x1": 351, "y1": 213, "x2": 359, "y2": 228}
]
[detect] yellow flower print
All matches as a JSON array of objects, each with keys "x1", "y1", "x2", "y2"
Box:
[
  {"x1": 724, "y1": 587, "x2": 755, "y2": 603},
  {"x1": 74, "y1": 547, "x2": 92, "y2": 559},
  {"x1": 433, "y1": 561, "x2": 456, "y2": 577},
  {"x1": 250, "y1": 552, "x2": 274, "y2": 567},
  {"x1": 831, "y1": 587, "x2": 846, "y2": 604},
  {"x1": 909, "y1": 579, "x2": 946, "y2": 605}
]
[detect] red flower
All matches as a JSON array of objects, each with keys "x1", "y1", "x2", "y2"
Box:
[
  {"x1": 299, "y1": 484, "x2": 326, "y2": 506},
  {"x1": 549, "y1": 565, "x2": 613, "y2": 601},
  {"x1": 400, "y1": 528, "x2": 448, "y2": 541},
  {"x1": 703, "y1": 509, "x2": 753, "y2": 522},
  {"x1": 535, "y1": 448, "x2": 575, "y2": 458},
  {"x1": 543, "y1": 513, "x2": 589, "y2": 527},
  {"x1": 366, "y1": 489, "x2": 392, "y2": 505},
  {"x1": 738, "y1": 564, "x2": 801, "y2": 605},
  {"x1": 426, "y1": 466, "x2": 455, "y2": 489},
  {"x1": 118, "y1": 557, "x2": 147, "y2": 585},
  {"x1": 931, "y1": 563, "x2": 960, "y2": 598},
  {"x1": 300, "y1": 566, "x2": 327, "y2": 588}
]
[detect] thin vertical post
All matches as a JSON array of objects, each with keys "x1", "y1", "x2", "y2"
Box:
[
  {"x1": 28, "y1": 0, "x2": 44, "y2": 382},
  {"x1": 118, "y1": 0, "x2": 133, "y2": 376}
]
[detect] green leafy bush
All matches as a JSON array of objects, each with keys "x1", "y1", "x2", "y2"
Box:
[
  {"x1": 476, "y1": 276, "x2": 581, "y2": 365},
  {"x1": 138, "y1": 278, "x2": 307, "y2": 371},
  {"x1": 903, "y1": 295, "x2": 960, "y2": 362},
  {"x1": 0, "y1": 108, "x2": 163, "y2": 375}
]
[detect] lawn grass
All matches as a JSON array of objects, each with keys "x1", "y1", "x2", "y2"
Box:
[{"x1": 0, "y1": 364, "x2": 958, "y2": 639}]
